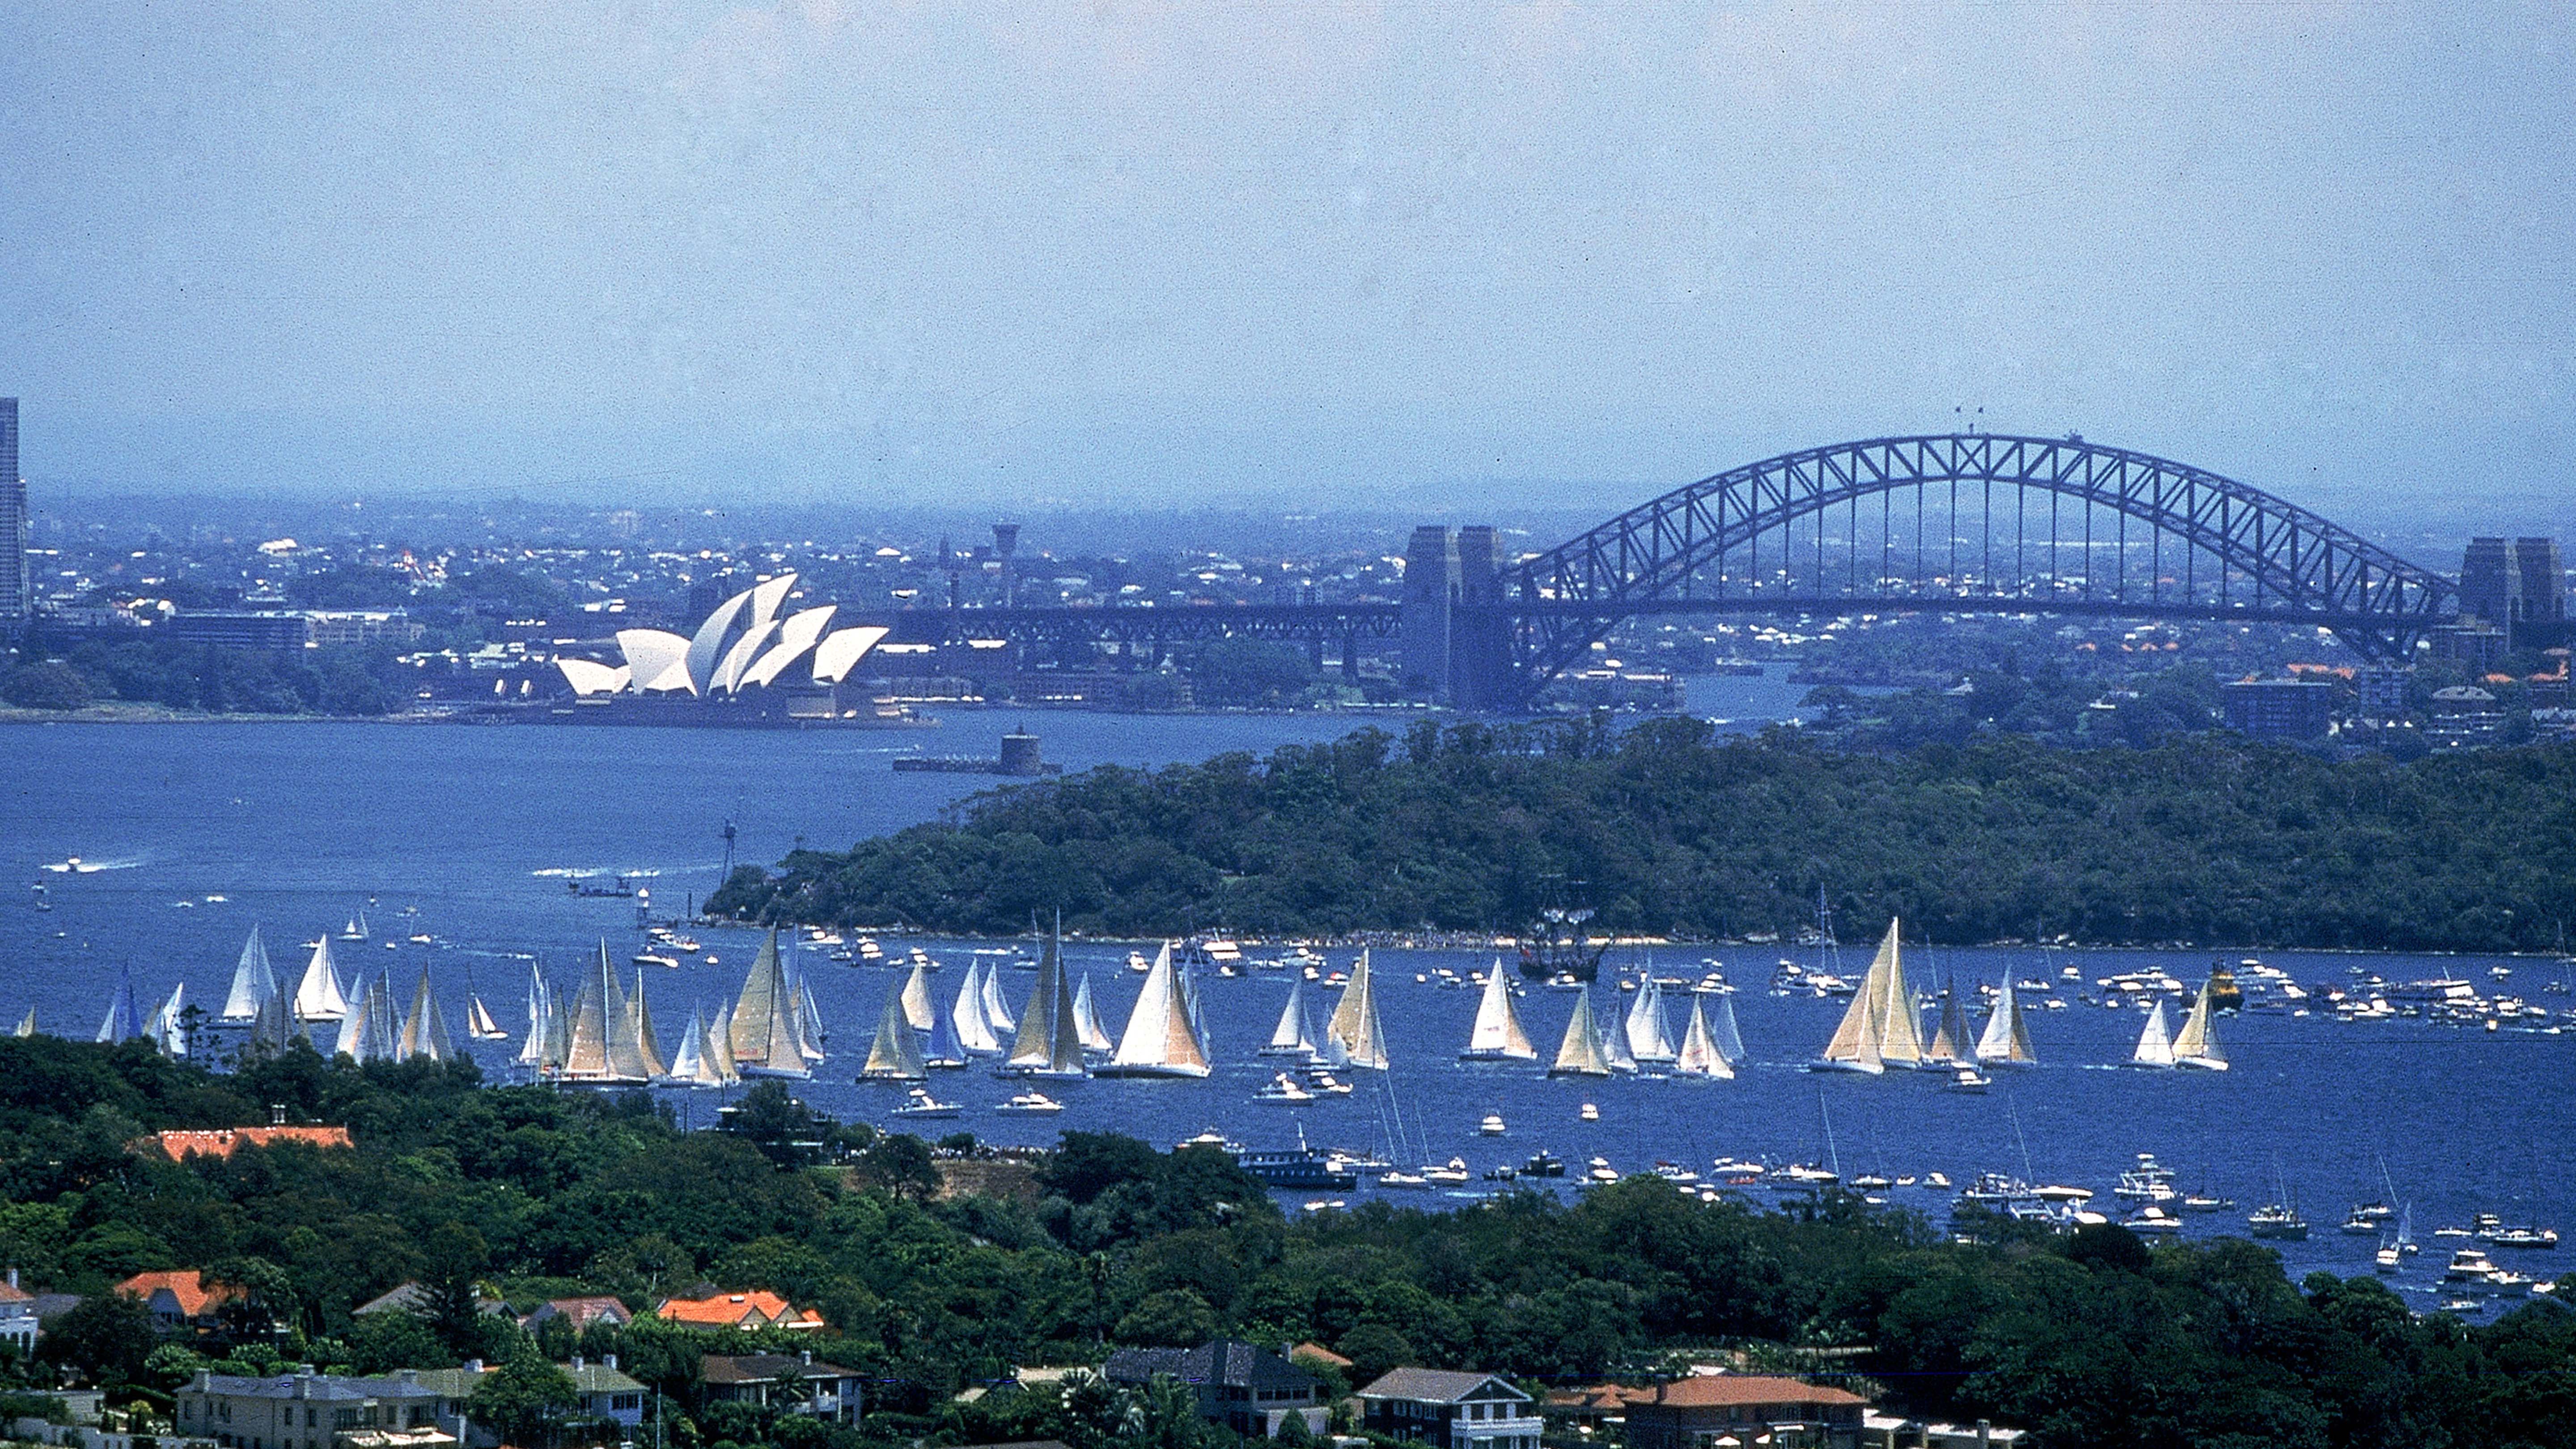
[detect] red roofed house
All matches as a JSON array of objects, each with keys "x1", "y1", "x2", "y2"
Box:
[
  {"x1": 1620, "y1": 1377, "x2": 1869, "y2": 1449},
  {"x1": 114, "y1": 1271, "x2": 241, "y2": 1336},
  {"x1": 523, "y1": 1296, "x2": 635, "y2": 1332},
  {"x1": 655, "y1": 1291, "x2": 826, "y2": 1332},
  {"x1": 148, "y1": 1125, "x2": 354, "y2": 1161},
  {"x1": 0, "y1": 1269, "x2": 38, "y2": 1356}
]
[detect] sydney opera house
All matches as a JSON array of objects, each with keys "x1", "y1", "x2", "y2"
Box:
[{"x1": 551, "y1": 573, "x2": 904, "y2": 725}]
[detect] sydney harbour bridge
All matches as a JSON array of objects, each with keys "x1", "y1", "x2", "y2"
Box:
[{"x1": 889, "y1": 434, "x2": 2460, "y2": 709}]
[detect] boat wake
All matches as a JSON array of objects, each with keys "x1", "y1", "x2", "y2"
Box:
[
  {"x1": 41, "y1": 854, "x2": 147, "y2": 874},
  {"x1": 530, "y1": 866, "x2": 664, "y2": 879}
]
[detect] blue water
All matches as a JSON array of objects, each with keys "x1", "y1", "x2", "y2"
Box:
[{"x1": 4, "y1": 691, "x2": 2568, "y2": 1308}]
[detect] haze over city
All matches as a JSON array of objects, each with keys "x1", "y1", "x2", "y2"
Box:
[{"x1": 3, "y1": 2, "x2": 2570, "y2": 527}]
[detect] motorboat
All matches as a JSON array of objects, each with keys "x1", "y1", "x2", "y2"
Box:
[
  {"x1": 1579, "y1": 1102, "x2": 1600, "y2": 1122},
  {"x1": 1585, "y1": 1156, "x2": 1620, "y2": 1184},
  {"x1": 2247, "y1": 1203, "x2": 2310, "y2": 1240},
  {"x1": 2125, "y1": 1205, "x2": 2185, "y2": 1236},
  {"x1": 1304, "y1": 1072, "x2": 1355, "y2": 1096},
  {"x1": 1522, "y1": 1149, "x2": 1566, "y2": 1178},
  {"x1": 1424, "y1": 1157, "x2": 1472, "y2": 1186},
  {"x1": 2376, "y1": 1240, "x2": 2403, "y2": 1274},
  {"x1": 633, "y1": 952, "x2": 681, "y2": 970},
  {"x1": 2179, "y1": 1191, "x2": 2234, "y2": 1214},
  {"x1": 2115, "y1": 1154, "x2": 2180, "y2": 1203},
  {"x1": 996, "y1": 1091, "x2": 1064, "y2": 1114},
  {"x1": 1377, "y1": 1170, "x2": 1430, "y2": 1190},
  {"x1": 1255, "y1": 1072, "x2": 1315, "y2": 1104},
  {"x1": 1947, "y1": 1065, "x2": 1991, "y2": 1093},
  {"x1": 891, "y1": 1087, "x2": 962, "y2": 1119},
  {"x1": 1479, "y1": 1113, "x2": 1507, "y2": 1136},
  {"x1": 1174, "y1": 1127, "x2": 1242, "y2": 1154}
]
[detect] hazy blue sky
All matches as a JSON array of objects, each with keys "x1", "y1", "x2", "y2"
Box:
[{"x1": 3, "y1": 2, "x2": 2570, "y2": 523}]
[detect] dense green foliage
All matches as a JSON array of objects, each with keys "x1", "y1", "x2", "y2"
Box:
[
  {"x1": 7, "y1": 1038, "x2": 2576, "y2": 1448},
  {"x1": 712, "y1": 721, "x2": 2576, "y2": 951},
  {"x1": 1, "y1": 639, "x2": 402, "y2": 715}
]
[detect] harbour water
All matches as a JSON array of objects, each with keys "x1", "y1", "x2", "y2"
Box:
[{"x1": 4, "y1": 683, "x2": 2568, "y2": 1311}]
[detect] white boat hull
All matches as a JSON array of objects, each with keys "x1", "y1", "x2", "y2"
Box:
[{"x1": 1807, "y1": 1058, "x2": 1885, "y2": 1075}]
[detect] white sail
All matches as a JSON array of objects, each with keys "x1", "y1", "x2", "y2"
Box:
[
  {"x1": 900, "y1": 960, "x2": 935, "y2": 1032},
  {"x1": 14, "y1": 1007, "x2": 35, "y2": 1038},
  {"x1": 1674, "y1": 994, "x2": 1734, "y2": 1079},
  {"x1": 466, "y1": 994, "x2": 506, "y2": 1041},
  {"x1": 1975, "y1": 979, "x2": 2037, "y2": 1065},
  {"x1": 517, "y1": 966, "x2": 551, "y2": 1066},
  {"x1": 1265, "y1": 974, "x2": 1317, "y2": 1057},
  {"x1": 294, "y1": 936, "x2": 351, "y2": 1021},
  {"x1": 148, "y1": 983, "x2": 188, "y2": 1058},
  {"x1": 1711, "y1": 992, "x2": 1746, "y2": 1065},
  {"x1": 1462, "y1": 960, "x2": 1538, "y2": 1060},
  {"x1": 1598, "y1": 991, "x2": 1638, "y2": 1073},
  {"x1": 668, "y1": 1005, "x2": 711, "y2": 1085},
  {"x1": 729, "y1": 930, "x2": 811, "y2": 1079},
  {"x1": 1625, "y1": 977, "x2": 1678, "y2": 1063},
  {"x1": 981, "y1": 959, "x2": 1016, "y2": 1040},
  {"x1": 953, "y1": 961, "x2": 1002, "y2": 1054},
  {"x1": 629, "y1": 969, "x2": 670, "y2": 1079},
  {"x1": 2174, "y1": 979, "x2": 2228, "y2": 1070},
  {"x1": 793, "y1": 974, "x2": 827, "y2": 1061},
  {"x1": 333, "y1": 972, "x2": 373, "y2": 1059},
  {"x1": 1072, "y1": 970, "x2": 1114, "y2": 1052},
  {"x1": 1873, "y1": 927, "x2": 1927, "y2": 1068},
  {"x1": 398, "y1": 967, "x2": 454, "y2": 1063},
  {"x1": 2132, "y1": 1000, "x2": 2176, "y2": 1068},
  {"x1": 1100, "y1": 936, "x2": 1211, "y2": 1077},
  {"x1": 222, "y1": 927, "x2": 279, "y2": 1021},
  {"x1": 860, "y1": 981, "x2": 927, "y2": 1080},
  {"x1": 1549, "y1": 991, "x2": 1611, "y2": 1077}
]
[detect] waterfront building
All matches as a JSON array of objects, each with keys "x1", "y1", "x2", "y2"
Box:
[
  {"x1": 699, "y1": 1352, "x2": 866, "y2": 1424},
  {"x1": 165, "y1": 611, "x2": 317, "y2": 651},
  {"x1": 1102, "y1": 1340, "x2": 1326, "y2": 1440},
  {"x1": 1618, "y1": 1377, "x2": 1870, "y2": 1449},
  {"x1": 0, "y1": 398, "x2": 23, "y2": 623},
  {"x1": 178, "y1": 1367, "x2": 447, "y2": 1449},
  {"x1": 1358, "y1": 1368, "x2": 1545, "y2": 1449}
]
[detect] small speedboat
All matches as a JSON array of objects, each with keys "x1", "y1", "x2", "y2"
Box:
[
  {"x1": 997, "y1": 1091, "x2": 1063, "y2": 1114},
  {"x1": 1947, "y1": 1065, "x2": 1992, "y2": 1093},
  {"x1": 1256, "y1": 1073, "x2": 1314, "y2": 1104},
  {"x1": 891, "y1": 1087, "x2": 962, "y2": 1119},
  {"x1": 1585, "y1": 1156, "x2": 1620, "y2": 1184},
  {"x1": 1478, "y1": 1113, "x2": 1507, "y2": 1136},
  {"x1": 1377, "y1": 1171, "x2": 1429, "y2": 1190},
  {"x1": 1579, "y1": 1102, "x2": 1600, "y2": 1123},
  {"x1": 2376, "y1": 1241, "x2": 2403, "y2": 1274},
  {"x1": 1424, "y1": 1157, "x2": 1472, "y2": 1186},
  {"x1": 2126, "y1": 1206, "x2": 2185, "y2": 1235},
  {"x1": 1305, "y1": 1072, "x2": 1355, "y2": 1095},
  {"x1": 1175, "y1": 1127, "x2": 1241, "y2": 1153}
]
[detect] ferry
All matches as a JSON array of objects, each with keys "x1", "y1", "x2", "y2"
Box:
[{"x1": 1238, "y1": 1127, "x2": 1358, "y2": 1189}]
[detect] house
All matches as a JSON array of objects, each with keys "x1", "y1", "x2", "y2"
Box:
[
  {"x1": 1102, "y1": 1339, "x2": 1328, "y2": 1440},
  {"x1": 1357, "y1": 1368, "x2": 1544, "y2": 1449},
  {"x1": 520, "y1": 1296, "x2": 633, "y2": 1332},
  {"x1": 653, "y1": 1290, "x2": 826, "y2": 1332},
  {"x1": 1540, "y1": 1385, "x2": 1631, "y2": 1436},
  {"x1": 699, "y1": 1352, "x2": 865, "y2": 1424},
  {"x1": 115, "y1": 1270, "x2": 242, "y2": 1336},
  {"x1": 1619, "y1": 1377, "x2": 1870, "y2": 1449},
  {"x1": 146, "y1": 1126, "x2": 355, "y2": 1162},
  {"x1": 0, "y1": 1270, "x2": 38, "y2": 1356},
  {"x1": 1860, "y1": 1414, "x2": 2022, "y2": 1449},
  {"x1": 411, "y1": 1355, "x2": 648, "y2": 1447},
  {"x1": 176, "y1": 1367, "x2": 447, "y2": 1449}
]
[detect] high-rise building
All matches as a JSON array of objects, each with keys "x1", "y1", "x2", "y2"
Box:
[
  {"x1": 0, "y1": 398, "x2": 25, "y2": 622},
  {"x1": 2516, "y1": 537, "x2": 2566, "y2": 622}
]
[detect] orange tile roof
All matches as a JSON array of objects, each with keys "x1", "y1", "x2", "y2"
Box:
[
  {"x1": 655, "y1": 1291, "x2": 826, "y2": 1331},
  {"x1": 148, "y1": 1126, "x2": 353, "y2": 1161},
  {"x1": 113, "y1": 1270, "x2": 239, "y2": 1319},
  {"x1": 1623, "y1": 1377, "x2": 1867, "y2": 1410}
]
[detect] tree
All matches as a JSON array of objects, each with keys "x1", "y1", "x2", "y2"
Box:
[
  {"x1": 855, "y1": 1134, "x2": 937, "y2": 1202},
  {"x1": 0, "y1": 661, "x2": 97, "y2": 711},
  {"x1": 467, "y1": 1352, "x2": 580, "y2": 1449},
  {"x1": 41, "y1": 1292, "x2": 158, "y2": 1390},
  {"x1": 420, "y1": 1223, "x2": 491, "y2": 1359}
]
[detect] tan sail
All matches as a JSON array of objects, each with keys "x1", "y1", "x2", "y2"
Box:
[
  {"x1": 2174, "y1": 979, "x2": 2228, "y2": 1070},
  {"x1": 1462, "y1": 960, "x2": 1537, "y2": 1060},
  {"x1": 1816, "y1": 954, "x2": 1883, "y2": 1072},
  {"x1": 1549, "y1": 991, "x2": 1612, "y2": 1077},
  {"x1": 1327, "y1": 949, "x2": 1374, "y2": 1052},
  {"x1": 1928, "y1": 979, "x2": 1974, "y2": 1065},
  {"x1": 628, "y1": 969, "x2": 669, "y2": 1080},
  {"x1": 1873, "y1": 926, "x2": 1927, "y2": 1067},
  {"x1": 900, "y1": 960, "x2": 935, "y2": 1032},
  {"x1": 1976, "y1": 979, "x2": 2038, "y2": 1065},
  {"x1": 729, "y1": 930, "x2": 810, "y2": 1078},
  {"x1": 859, "y1": 982, "x2": 927, "y2": 1080}
]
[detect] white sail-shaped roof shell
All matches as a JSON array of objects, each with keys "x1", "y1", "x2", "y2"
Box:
[
  {"x1": 811, "y1": 626, "x2": 890, "y2": 683},
  {"x1": 615, "y1": 629, "x2": 695, "y2": 694},
  {"x1": 684, "y1": 587, "x2": 758, "y2": 696},
  {"x1": 742, "y1": 606, "x2": 837, "y2": 689},
  {"x1": 715, "y1": 618, "x2": 784, "y2": 694},
  {"x1": 555, "y1": 658, "x2": 631, "y2": 696}
]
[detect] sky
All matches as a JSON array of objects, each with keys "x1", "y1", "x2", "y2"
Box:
[{"x1": 2, "y1": 1, "x2": 2571, "y2": 531}]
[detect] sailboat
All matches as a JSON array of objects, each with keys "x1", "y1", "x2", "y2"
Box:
[
  {"x1": 666, "y1": 1004, "x2": 741, "y2": 1089},
  {"x1": 1711, "y1": 992, "x2": 1746, "y2": 1065},
  {"x1": 625, "y1": 969, "x2": 669, "y2": 1078},
  {"x1": 1326, "y1": 949, "x2": 1390, "y2": 1070},
  {"x1": 1461, "y1": 959, "x2": 1538, "y2": 1062},
  {"x1": 1071, "y1": 969, "x2": 1114, "y2": 1053},
  {"x1": 1974, "y1": 978, "x2": 2038, "y2": 1066},
  {"x1": 293, "y1": 936, "x2": 352, "y2": 1022},
  {"x1": 859, "y1": 981, "x2": 928, "y2": 1080},
  {"x1": 1004, "y1": 915, "x2": 1089, "y2": 1078},
  {"x1": 1673, "y1": 993, "x2": 1735, "y2": 1079},
  {"x1": 146, "y1": 982, "x2": 189, "y2": 1058},
  {"x1": 397, "y1": 966, "x2": 458, "y2": 1063},
  {"x1": 2172, "y1": 978, "x2": 2229, "y2": 1071},
  {"x1": 729, "y1": 930, "x2": 813, "y2": 1080},
  {"x1": 923, "y1": 985, "x2": 968, "y2": 1068},
  {"x1": 1624, "y1": 975, "x2": 1678, "y2": 1065},
  {"x1": 516, "y1": 965, "x2": 553, "y2": 1068},
  {"x1": 1096, "y1": 936, "x2": 1212, "y2": 1078},
  {"x1": 1264, "y1": 974, "x2": 1321, "y2": 1058},
  {"x1": 1926, "y1": 973, "x2": 1975, "y2": 1067},
  {"x1": 1549, "y1": 991, "x2": 1613, "y2": 1077},
  {"x1": 899, "y1": 959, "x2": 936, "y2": 1032},
  {"x1": 952, "y1": 960, "x2": 1002, "y2": 1054},
  {"x1": 1597, "y1": 990, "x2": 1639, "y2": 1074},
  {"x1": 981, "y1": 959, "x2": 1016, "y2": 1043},
  {"x1": 464, "y1": 988, "x2": 507, "y2": 1042},
  {"x1": 13, "y1": 1008, "x2": 35, "y2": 1038},
  {"x1": 96, "y1": 963, "x2": 145, "y2": 1045},
  {"x1": 339, "y1": 910, "x2": 369, "y2": 942},
  {"x1": 1810, "y1": 920, "x2": 1918, "y2": 1073},
  {"x1": 2131, "y1": 1000, "x2": 2177, "y2": 1068},
  {"x1": 559, "y1": 945, "x2": 652, "y2": 1084},
  {"x1": 222, "y1": 927, "x2": 281, "y2": 1021}
]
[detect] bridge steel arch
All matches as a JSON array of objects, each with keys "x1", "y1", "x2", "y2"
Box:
[{"x1": 1502, "y1": 433, "x2": 2455, "y2": 702}]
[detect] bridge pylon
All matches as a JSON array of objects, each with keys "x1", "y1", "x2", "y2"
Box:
[{"x1": 1402, "y1": 523, "x2": 1515, "y2": 708}]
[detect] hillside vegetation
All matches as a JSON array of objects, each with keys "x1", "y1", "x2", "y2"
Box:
[{"x1": 712, "y1": 721, "x2": 2576, "y2": 951}]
